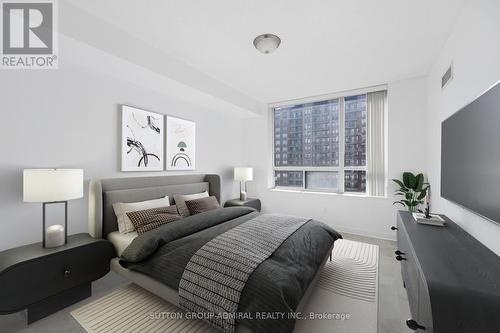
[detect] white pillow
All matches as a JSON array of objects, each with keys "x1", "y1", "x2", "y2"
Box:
[
  {"x1": 173, "y1": 191, "x2": 209, "y2": 217},
  {"x1": 112, "y1": 196, "x2": 170, "y2": 234}
]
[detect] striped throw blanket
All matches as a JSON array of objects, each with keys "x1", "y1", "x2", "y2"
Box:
[{"x1": 178, "y1": 214, "x2": 309, "y2": 332}]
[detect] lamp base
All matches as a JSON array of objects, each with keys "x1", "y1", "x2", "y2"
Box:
[
  {"x1": 45, "y1": 225, "x2": 66, "y2": 248},
  {"x1": 43, "y1": 201, "x2": 68, "y2": 248},
  {"x1": 240, "y1": 191, "x2": 247, "y2": 201}
]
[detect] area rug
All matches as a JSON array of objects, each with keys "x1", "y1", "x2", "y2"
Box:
[
  {"x1": 294, "y1": 239, "x2": 379, "y2": 333},
  {"x1": 71, "y1": 239, "x2": 379, "y2": 333}
]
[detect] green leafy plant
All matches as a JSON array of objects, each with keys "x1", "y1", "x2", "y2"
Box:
[{"x1": 392, "y1": 172, "x2": 430, "y2": 212}]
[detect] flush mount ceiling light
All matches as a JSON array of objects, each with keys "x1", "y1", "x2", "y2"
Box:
[{"x1": 253, "y1": 34, "x2": 281, "y2": 54}]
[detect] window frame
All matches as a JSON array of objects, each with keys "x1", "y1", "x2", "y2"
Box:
[{"x1": 270, "y1": 85, "x2": 386, "y2": 195}]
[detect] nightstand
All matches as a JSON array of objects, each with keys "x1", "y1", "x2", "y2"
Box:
[
  {"x1": 224, "y1": 198, "x2": 261, "y2": 212},
  {"x1": 0, "y1": 233, "x2": 115, "y2": 324}
]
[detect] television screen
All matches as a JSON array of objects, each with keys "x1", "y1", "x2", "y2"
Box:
[{"x1": 441, "y1": 81, "x2": 500, "y2": 224}]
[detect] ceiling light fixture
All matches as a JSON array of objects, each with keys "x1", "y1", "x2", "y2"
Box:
[{"x1": 253, "y1": 34, "x2": 281, "y2": 54}]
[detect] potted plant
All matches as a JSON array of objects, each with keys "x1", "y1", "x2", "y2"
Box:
[{"x1": 392, "y1": 172, "x2": 430, "y2": 212}]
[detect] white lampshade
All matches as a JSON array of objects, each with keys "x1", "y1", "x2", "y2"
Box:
[
  {"x1": 23, "y1": 169, "x2": 84, "y2": 202},
  {"x1": 234, "y1": 167, "x2": 253, "y2": 182}
]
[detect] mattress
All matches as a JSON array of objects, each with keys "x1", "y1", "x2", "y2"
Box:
[{"x1": 107, "y1": 231, "x2": 138, "y2": 256}]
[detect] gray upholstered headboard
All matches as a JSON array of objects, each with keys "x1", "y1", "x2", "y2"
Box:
[{"x1": 88, "y1": 174, "x2": 221, "y2": 239}]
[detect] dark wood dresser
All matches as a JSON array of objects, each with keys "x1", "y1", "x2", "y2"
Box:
[{"x1": 394, "y1": 211, "x2": 500, "y2": 333}]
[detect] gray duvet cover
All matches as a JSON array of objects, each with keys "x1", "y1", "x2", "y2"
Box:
[{"x1": 120, "y1": 207, "x2": 341, "y2": 333}]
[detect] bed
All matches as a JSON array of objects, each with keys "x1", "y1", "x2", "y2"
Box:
[{"x1": 88, "y1": 174, "x2": 341, "y2": 333}]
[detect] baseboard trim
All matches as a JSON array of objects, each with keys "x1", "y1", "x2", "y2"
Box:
[{"x1": 330, "y1": 225, "x2": 396, "y2": 241}]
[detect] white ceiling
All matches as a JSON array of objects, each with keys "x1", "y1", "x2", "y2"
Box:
[{"x1": 67, "y1": 0, "x2": 464, "y2": 104}]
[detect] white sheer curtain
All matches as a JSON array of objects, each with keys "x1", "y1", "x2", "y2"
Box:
[{"x1": 367, "y1": 90, "x2": 387, "y2": 197}]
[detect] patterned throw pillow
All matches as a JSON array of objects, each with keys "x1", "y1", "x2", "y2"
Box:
[
  {"x1": 112, "y1": 196, "x2": 170, "y2": 234},
  {"x1": 185, "y1": 196, "x2": 220, "y2": 215},
  {"x1": 126, "y1": 205, "x2": 181, "y2": 235},
  {"x1": 173, "y1": 191, "x2": 209, "y2": 217}
]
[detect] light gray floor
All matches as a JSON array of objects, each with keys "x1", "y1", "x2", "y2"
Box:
[
  {"x1": 342, "y1": 233, "x2": 412, "y2": 333},
  {"x1": 0, "y1": 233, "x2": 411, "y2": 333}
]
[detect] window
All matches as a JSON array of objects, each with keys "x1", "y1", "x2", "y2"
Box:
[{"x1": 272, "y1": 90, "x2": 386, "y2": 195}]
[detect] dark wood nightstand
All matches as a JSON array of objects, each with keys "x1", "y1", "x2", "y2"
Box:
[
  {"x1": 224, "y1": 198, "x2": 261, "y2": 212},
  {"x1": 0, "y1": 233, "x2": 115, "y2": 324}
]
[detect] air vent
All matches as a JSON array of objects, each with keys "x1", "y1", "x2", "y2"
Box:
[{"x1": 442, "y1": 63, "x2": 453, "y2": 89}]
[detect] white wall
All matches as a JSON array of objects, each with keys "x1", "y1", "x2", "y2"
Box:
[
  {"x1": 242, "y1": 77, "x2": 428, "y2": 240},
  {"x1": 426, "y1": 0, "x2": 500, "y2": 255},
  {"x1": 0, "y1": 36, "x2": 243, "y2": 251},
  {"x1": 4, "y1": 0, "x2": 498, "y2": 254}
]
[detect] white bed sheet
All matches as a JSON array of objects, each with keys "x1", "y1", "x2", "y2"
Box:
[{"x1": 107, "y1": 231, "x2": 138, "y2": 256}]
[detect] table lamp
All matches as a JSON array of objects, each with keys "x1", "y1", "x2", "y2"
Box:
[
  {"x1": 23, "y1": 169, "x2": 83, "y2": 248},
  {"x1": 234, "y1": 167, "x2": 253, "y2": 201}
]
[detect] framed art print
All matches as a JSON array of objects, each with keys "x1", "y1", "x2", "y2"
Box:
[
  {"x1": 166, "y1": 116, "x2": 196, "y2": 170},
  {"x1": 121, "y1": 105, "x2": 164, "y2": 171}
]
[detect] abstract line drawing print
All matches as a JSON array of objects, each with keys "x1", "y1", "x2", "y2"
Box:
[
  {"x1": 121, "y1": 105, "x2": 164, "y2": 171},
  {"x1": 171, "y1": 141, "x2": 192, "y2": 167},
  {"x1": 132, "y1": 113, "x2": 161, "y2": 134},
  {"x1": 166, "y1": 116, "x2": 195, "y2": 171},
  {"x1": 126, "y1": 125, "x2": 160, "y2": 167}
]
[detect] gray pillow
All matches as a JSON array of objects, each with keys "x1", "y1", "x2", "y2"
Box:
[
  {"x1": 173, "y1": 191, "x2": 209, "y2": 217},
  {"x1": 185, "y1": 196, "x2": 220, "y2": 215}
]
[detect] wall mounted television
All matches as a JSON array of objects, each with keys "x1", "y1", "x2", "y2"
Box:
[{"x1": 441, "y1": 80, "x2": 500, "y2": 224}]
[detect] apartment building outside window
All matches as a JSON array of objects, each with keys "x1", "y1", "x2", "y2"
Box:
[{"x1": 272, "y1": 89, "x2": 387, "y2": 196}]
